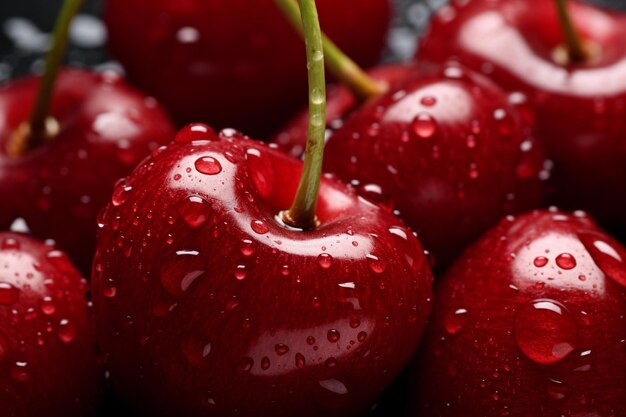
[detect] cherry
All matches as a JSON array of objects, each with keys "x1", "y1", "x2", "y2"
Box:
[
  {"x1": 92, "y1": 3, "x2": 433, "y2": 416},
  {"x1": 104, "y1": 0, "x2": 391, "y2": 137},
  {"x1": 0, "y1": 0, "x2": 176, "y2": 273},
  {"x1": 417, "y1": 0, "x2": 626, "y2": 230},
  {"x1": 0, "y1": 232, "x2": 100, "y2": 417},
  {"x1": 413, "y1": 209, "x2": 626, "y2": 416},
  {"x1": 322, "y1": 64, "x2": 547, "y2": 268}
]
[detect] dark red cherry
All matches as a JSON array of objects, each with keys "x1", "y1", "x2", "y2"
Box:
[
  {"x1": 321, "y1": 64, "x2": 548, "y2": 268},
  {"x1": 418, "y1": 0, "x2": 626, "y2": 229},
  {"x1": 0, "y1": 232, "x2": 100, "y2": 416},
  {"x1": 0, "y1": 69, "x2": 176, "y2": 273},
  {"x1": 104, "y1": 0, "x2": 392, "y2": 137},
  {"x1": 414, "y1": 209, "x2": 626, "y2": 417},
  {"x1": 91, "y1": 127, "x2": 433, "y2": 417}
]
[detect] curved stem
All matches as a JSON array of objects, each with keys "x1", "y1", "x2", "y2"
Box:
[
  {"x1": 555, "y1": 0, "x2": 586, "y2": 63},
  {"x1": 9, "y1": 0, "x2": 83, "y2": 156},
  {"x1": 273, "y1": 0, "x2": 387, "y2": 101},
  {"x1": 282, "y1": 0, "x2": 326, "y2": 230}
]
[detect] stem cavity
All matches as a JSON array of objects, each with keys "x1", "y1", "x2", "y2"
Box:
[{"x1": 555, "y1": 0, "x2": 587, "y2": 63}]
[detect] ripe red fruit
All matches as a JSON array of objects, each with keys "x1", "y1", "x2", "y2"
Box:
[
  {"x1": 0, "y1": 69, "x2": 176, "y2": 273},
  {"x1": 0, "y1": 232, "x2": 100, "y2": 417},
  {"x1": 104, "y1": 0, "x2": 391, "y2": 137},
  {"x1": 414, "y1": 209, "x2": 626, "y2": 417},
  {"x1": 91, "y1": 125, "x2": 433, "y2": 417},
  {"x1": 417, "y1": 0, "x2": 626, "y2": 229},
  {"x1": 320, "y1": 64, "x2": 547, "y2": 268},
  {"x1": 274, "y1": 62, "x2": 423, "y2": 159}
]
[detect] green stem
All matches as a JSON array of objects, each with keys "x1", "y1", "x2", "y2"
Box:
[
  {"x1": 273, "y1": 0, "x2": 387, "y2": 101},
  {"x1": 9, "y1": 0, "x2": 83, "y2": 156},
  {"x1": 282, "y1": 0, "x2": 326, "y2": 230},
  {"x1": 555, "y1": 0, "x2": 586, "y2": 63}
]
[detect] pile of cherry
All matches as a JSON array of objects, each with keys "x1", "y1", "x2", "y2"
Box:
[{"x1": 1, "y1": 0, "x2": 626, "y2": 416}]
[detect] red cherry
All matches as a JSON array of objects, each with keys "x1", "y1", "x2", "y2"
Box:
[
  {"x1": 91, "y1": 129, "x2": 433, "y2": 416},
  {"x1": 0, "y1": 232, "x2": 100, "y2": 416},
  {"x1": 417, "y1": 0, "x2": 626, "y2": 229},
  {"x1": 0, "y1": 69, "x2": 176, "y2": 272},
  {"x1": 413, "y1": 209, "x2": 626, "y2": 416},
  {"x1": 103, "y1": 0, "x2": 391, "y2": 137},
  {"x1": 319, "y1": 64, "x2": 547, "y2": 268}
]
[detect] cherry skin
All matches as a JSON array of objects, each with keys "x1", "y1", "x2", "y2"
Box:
[
  {"x1": 413, "y1": 209, "x2": 626, "y2": 416},
  {"x1": 0, "y1": 68, "x2": 176, "y2": 273},
  {"x1": 103, "y1": 0, "x2": 391, "y2": 138},
  {"x1": 417, "y1": 0, "x2": 626, "y2": 229},
  {"x1": 0, "y1": 232, "x2": 100, "y2": 417},
  {"x1": 319, "y1": 64, "x2": 547, "y2": 269},
  {"x1": 274, "y1": 62, "x2": 424, "y2": 159},
  {"x1": 91, "y1": 125, "x2": 433, "y2": 417}
]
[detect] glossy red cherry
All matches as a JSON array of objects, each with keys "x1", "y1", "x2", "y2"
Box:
[
  {"x1": 91, "y1": 126, "x2": 433, "y2": 417},
  {"x1": 104, "y1": 0, "x2": 392, "y2": 137},
  {"x1": 0, "y1": 232, "x2": 100, "y2": 417},
  {"x1": 413, "y1": 209, "x2": 626, "y2": 416},
  {"x1": 417, "y1": 0, "x2": 626, "y2": 229},
  {"x1": 320, "y1": 64, "x2": 547, "y2": 269},
  {"x1": 0, "y1": 69, "x2": 176, "y2": 273},
  {"x1": 274, "y1": 62, "x2": 424, "y2": 159}
]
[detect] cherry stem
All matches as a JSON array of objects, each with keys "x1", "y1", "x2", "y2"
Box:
[
  {"x1": 273, "y1": 0, "x2": 388, "y2": 101},
  {"x1": 8, "y1": 0, "x2": 83, "y2": 156},
  {"x1": 282, "y1": 0, "x2": 326, "y2": 230},
  {"x1": 555, "y1": 0, "x2": 586, "y2": 63}
]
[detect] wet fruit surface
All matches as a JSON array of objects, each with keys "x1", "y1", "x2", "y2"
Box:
[
  {"x1": 0, "y1": 68, "x2": 176, "y2": 273},
  {"x1": 92, "y1": 126, "x2": 433, "y2": 417},
  {"x1": 0, "y1": 232, "x2": 99, "y2": 417},
  {"x1": 104, "y1": 0, "x2": 391, "y2": 137},
  {"x1": 414, "y1": 209, "x2": 626, "y2": 417},
  {"x1": 417, "y1": 0, "x2": 626, "y2": 229},
  {"x1": 322, "y1": 64, "x2": 548, "y2": 269}
]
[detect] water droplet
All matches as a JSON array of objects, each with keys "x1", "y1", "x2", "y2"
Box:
[
  {"x1": 175, "y1": 123, "x2": 217, "y2": 143},
  {"x1": 178, "y1": 195, "x2": 211, "y2": 228},
  {"x1": 514, "y1": 299, "x2": 577, "y2": 364},
  {"x1": 238, "y1": 357, "x2": 253, "y2": 373},
  {"x1": 11, "y1": 362, "x2": 29, "y2": 382},
  {"x1": 295, "y1": 353, "x2": 306, "y2": 369},
  {"x1": 39, "y1": 297, "x2": 55, "y2": 315},
  {"x1": 0, "y1": 283, "x2": 19, "y2": 305},
  {"x1": 534, "y1": 256, "x2": 548, "y2": 268},
  {"x1": 318, "y1": 253, "x2": 333, "y2": 269},
  {"x1": 195, "y1": 156, "x2": 222, "y2": 175},
  {"x1": 412, "y1": 113, "x2": 437, "y2": 139},
  {"x1": 357, "y1": 331, "x2": 367, "y2": 342},
  {"x1": 325, "y1": 357, "x2": 337, "y2": 367},
  {"x1": 421, "y1": 96, "x2": 436, "y2": 106},
  {"x1": 261, "y1": 356, "x2": 271, "y2": 370},
  {"x1": 327, "y1": 329, "x2": 340, "y2": 343},
  {"x1": 181, "y1": 337, "x2": 211, "y2": 366},
  {"x1": 102, "y1": 286, "x2": 117, "y2": 298},
  {"x1": 445, "y1": 308, "x2": 468, "y2": 335},
  {"x1": 275, "y1": 343, "x2": 289, "y2": 356},
  {"x1": 366, "y1": 254, "x2": 385, "y2": 273},
  {"x1": 1, "y1": 238, "x2": 20, "y2": 250},
  {"x1": 251, "y1": 220, "x2": 269, "y2": 234},
  {"x1": 239, "y1": 239, "x2": 255, "y2": 257},
  {"x1": 306, "y1": 336, "x2": 316, "y2": 345},
  {"x1": 319, "y1": 379, "x2": 348, "y2": 395},
  {"x1": 234, "y1": 265, "x2": 247, "y2": 281},
  {"x1": 555, "y1": 253, "x2": 576, "y2": 270},
  {"x1": 579, "y1": 232, "x2": 626, "y2": 288},
  {"x1": 58, "y1": 319, "x2": 76, "y2": 344},
  {"x1": 111, "y1": 181, "x2": 132, "y2": 206}
]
